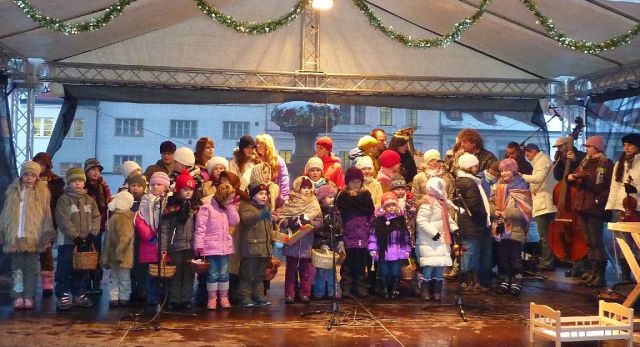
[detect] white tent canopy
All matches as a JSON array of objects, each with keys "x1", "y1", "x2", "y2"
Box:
[{"x1": 2, "y1": 0, "x2": 640, "y2": 80}]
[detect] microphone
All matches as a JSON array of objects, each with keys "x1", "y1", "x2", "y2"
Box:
[{"x1": 548, "y1": 106, "x2": 563, "y2": 121}]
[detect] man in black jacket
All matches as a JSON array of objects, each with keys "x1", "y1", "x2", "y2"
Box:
[
  {"x1": 505, "y1": 142, "x2": 533, "y2": 175},
  {"x1": 552, "y1": 136, "x2": 586, "y2": 182}
]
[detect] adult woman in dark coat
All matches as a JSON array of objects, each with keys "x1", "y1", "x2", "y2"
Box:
[{"x1": 388, "y1": 134, "x2": 417, "y2": 186}]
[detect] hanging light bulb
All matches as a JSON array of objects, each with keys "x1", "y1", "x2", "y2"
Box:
[{"x1": 312, "y1": 0, "x2": 333, "y2": 10}]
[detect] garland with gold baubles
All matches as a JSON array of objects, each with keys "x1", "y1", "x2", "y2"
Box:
[{"x1": 11, "y1": 0, "x2": 640, "y2": 54}]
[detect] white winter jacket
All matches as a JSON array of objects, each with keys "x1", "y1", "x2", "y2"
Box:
[
  {"x1": 416, "y1": 200, "x2": 457, "y2": 268},
  {"x1": 605, "y1": 154, "x2": 640, "y2": 212},
  {"x1": 521, "y1": 151, "x2": 557, "y2": 217}
]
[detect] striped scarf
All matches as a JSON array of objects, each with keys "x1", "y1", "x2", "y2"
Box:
[{"x1": 492, "y1": 179, "x2": 532, "y2": 240}]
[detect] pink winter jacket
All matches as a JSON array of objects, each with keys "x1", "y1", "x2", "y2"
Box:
[
  {"x1": 194, "y1": 199, "x2": 240, "y2": 256},
  {"x1": 134, "y1": 213, "x2": 171, "y2": 264}
]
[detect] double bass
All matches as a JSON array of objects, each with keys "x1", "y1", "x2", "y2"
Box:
[{"x1": 548, "y1": 117, "x2": 588, "y2": 272}]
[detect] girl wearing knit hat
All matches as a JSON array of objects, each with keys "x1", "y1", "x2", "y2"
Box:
[
  {"x1": 567, "y1": 135, "x2": 613, "y2": 288},
  {"x1": 134, "y1": 171, "x2": 170, "y2": 307},
  {"x1": 312, "y1": 184, "x2": 344, "y2": 299},
  {"x1": 118, "y1": 160, "x2": 142, "y2": 193},
  {"x1": 229, "y1": 135, "x2": 258, "y2": 192},
  {"x1": 202, "y1": 156, "x2": 231, "y2": 198},
  {"x1": 454, "y1": 153, "x2": 492, "y2": 294},
  {"x1": 413, "y1": 150, "x2": 456, "y2": 209},
  {"x1": 369, "y1": 192, "x2": 411, "y2": 299},
  {"x1": 274, "y1": 176, "x2": 322, "y2": 304},
  {"x1": 304, "y1": 156, "x2": 331, "y2": 189},
  {"x1": 160, "y1": 170, "x2": 200, "y2": 309},
  {"x1": 377, "y1": 150, "x2": 402, "y2": 192},
  {"x1": 489, "y1": 158, "x2": 532, "y2": 296},
  {"x1": 335, "y1": 167, "x2": 375, "y2": 297},
  {"x1": 0, "y1": 161, "x2": 54, "y2": 310},
  {"x1": 314, "y1": 137, "x2": 345, "y2": 189},
  {"x1": 355, "y1": 156, "x2": 383, "y2": 209}
]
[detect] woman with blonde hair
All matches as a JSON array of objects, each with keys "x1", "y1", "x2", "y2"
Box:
[{"x1": 256, "y1": 134, "x2": 290, "y2": 207}]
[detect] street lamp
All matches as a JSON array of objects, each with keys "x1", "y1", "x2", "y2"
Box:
[{"x1": 312, "y1": 0, "x2": 333, "y2": 10}]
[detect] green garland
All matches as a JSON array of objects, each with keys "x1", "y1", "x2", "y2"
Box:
[
  {"x1": 521, "y1": 0, "x2": 640, "y2": 54},
  {"x1": 352, "y1": 0, "x2": 493, "y2": 48},
  {"x1": 12, "y1": 0, "x2": 130, "y2": 35},
  {"x1": 193, "y1": 0, "x2": 311, "y2": 34}
]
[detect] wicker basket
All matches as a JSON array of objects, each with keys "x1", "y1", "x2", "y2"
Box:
[
  {"x1": 149, "y1": 253, "x2": 176, "y2": 278},
  {"x1": 311, "y1": 249, "x2": 345, "y2": 270},
  {"x1": 72, "y1": 245, "x2": 99, "y2": 271},
  {"x1": 190, "y1": 258, "x2": 209, "y2": 273},
  {"x1": 400, "y1": 258, "x2": 417, "y2": 281}
]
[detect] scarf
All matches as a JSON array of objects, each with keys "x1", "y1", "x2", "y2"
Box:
[
  {"x1": 457, "y1": 170, "x2": 491, "y2": 227},
  {"x1": 138, "y1": 193, "x2": 165, "y2": 230},
  {"x1": 426, "y1": 192, "x2": 453, "y2": 245},
  {"x1": 374, "y1": 213, "x2": 408, "y2": 260},
  {"x1": 276, "y1": 191, "x2": 321, "y2": 221},
  {"x1": 491, "y1": 175, "x2": 532, "y2": 240},
  {"x1": 311, "y1": 177, "x2": 328, "y2": 189}
]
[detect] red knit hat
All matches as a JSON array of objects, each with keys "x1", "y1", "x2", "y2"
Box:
[
  {"x1": 175, "y1": 169, "x2": 195, "y2": 192},
  {"x1": 381, "y1": 192, "x2": 398, "y2": 207},
  {"x1": 379, "y1": 150, "x2": 401, "y2": 168},
  {"x1": 315, "y1": 136, "x2": 333, "y2": 153}
]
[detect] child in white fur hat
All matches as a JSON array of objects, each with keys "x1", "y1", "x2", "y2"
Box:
[
  {"x1": 355, "y1": 156, "x2": 383, "y2": 209},
  {"x1": 118, "y1": 160, "x2": 142, "y2": 192},
  {"x1": 101, "y1": 191, "x2": 135, "y2": 307}
]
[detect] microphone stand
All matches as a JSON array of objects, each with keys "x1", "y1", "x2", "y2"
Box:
[
  {"x1": 422, "y1": 189, "x2": 470, "y2": 322},
  {"x1": 299, "y1": 203, "x2": 373, "y2": 330}
]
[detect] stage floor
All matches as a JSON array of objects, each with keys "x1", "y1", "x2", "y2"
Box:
[{"x1": 0, "y1": 268, "x2": 635, "y2": 346}]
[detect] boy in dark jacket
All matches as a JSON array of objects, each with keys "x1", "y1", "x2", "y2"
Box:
[
  {"x1": 160, "y1": 170, "x2": 199, "y2": 310},
  {"x1": 238, "y1": 183, "x2": 274, "y2": 307},
  {"x1": 336, "y1": 167, "x2": 375, "y2": 297}
]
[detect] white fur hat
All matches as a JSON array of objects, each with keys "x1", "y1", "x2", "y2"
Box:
[
  {"x1": 206, "y1": 156, "x2": 229, "y2": 174},
  {"x1": 120, "y1": 160, "x2": 141, "y2": 178},
  {"x1": 426, "y1": 176, "x2": 446, "y2": 200},
  {"x1": 354, "y1": 155, "x2": 374, "y2": 170},
  {"x1": 174, "y1": 147, "x2": 195, "y2": 166},
  {"x1": 108, "y1": 191, "x2": 134, "y2": 212},
  {"x1": 458, "y1": 153, "x2": 479, "y2": 170}
]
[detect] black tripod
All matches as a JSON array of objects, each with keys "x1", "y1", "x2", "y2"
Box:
[
  {"x1": 299, "y1": 205, "x2": 372, "y2": 330},
  {"x1": 422, "y1": 191, "x2": 470, "y2": 322}
]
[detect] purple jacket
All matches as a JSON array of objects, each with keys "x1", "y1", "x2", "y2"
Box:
[
  {"x1": 343, "y1": 215, "x2": 372, "y2": 249},
  {"x1": 368, "y1": 214, "x2": 411, "y2": 261},
  {"x1": 275, "y1": 156, "x2": 290, "y2": 207},
  {"x1": 194, "y1": 199, "x2": 240, "y2": 256},
  {"x1": 335, "y1": 189, "x2": 375, "y2": 249}
]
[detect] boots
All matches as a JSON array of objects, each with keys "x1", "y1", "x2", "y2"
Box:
[
  {"x1": 587, "y1": 260, "x2": 607, "y2": 288},
  {"x1": 496, "y1": 276, "x2": 510, "y2": 295},
  {"x1": 206, "y1": 283, "x2": 218, "y2": 310},
  {"x1": 219, "y1": 282, "x2": 231, "y2": 309},
  {"x1": 379, "y1": 277, "x2": 390, "y2": 299},
  {"x1": 420, "y1": 279, "x2": 431, "y2": 301},
  {"x1": 41, "y1": 271, "x2": 54, "y2": 297},
  {"x1": 509, "y1": 274, "x2": 523, "y2": 296},
  {"x1": 432, "y1": 280, "x2": 443, "y2": 301},
  {"x1": 390, "y1": 277, "x2": 400, "y2": 299},
  {"x1": 580, "y1": 259, "x2": 595, "y2": 285}
]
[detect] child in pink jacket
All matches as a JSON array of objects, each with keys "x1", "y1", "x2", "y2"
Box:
[
  {"x1": 194, "y1": 183, "x2": 240, "y2": 309},
  {"x1": 134, "y1": 172, "x2": 170, "y2": 308}
]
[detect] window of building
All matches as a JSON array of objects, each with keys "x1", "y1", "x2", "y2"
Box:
[
  {"x1": 340, "y1": 105, "x2": 352, "y2": 124},
  {"x1": 113, "y1": 155, "x2": 143, "y2": 173},
  {"x1": 379, "y1": 107, "x2": 392, "y2": 126},
  {"x1": 115, "y1": 118, "x2": 144, "y2": 137},
  {"x1": 33, "y1": 117, "x2": 54, "y2": 137},
  {"x1": 223, "y1": 121, "x2": 250, "y2": 139},
  {"x1": 69, "y1": 118, "x2": 84, "y2": 138},
  {"x1": 170, "y1": 120, "x2": 197, "y2": 139},
  {"x1": 59, "y1": 162, "x2": 81, "y2": 177},
  {"x1": 339, "y1": 151, "x2": 350, "y2": 166},
  {"x1": 406, "y1": 109, "x2": 418, "y2": 128},
  {"x1": 354, "y1": 106, "x2": 366, "y2": 125},
  {"x1": 279, "y1": 150, "x2": 292, "y2": 164}
]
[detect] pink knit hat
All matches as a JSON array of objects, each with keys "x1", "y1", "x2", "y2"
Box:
[
  {"x1": 149, "y1": 171, "x2": 170, "y2": 188},
  {"x1": 583, "y1": 135, "x2": 605, "y2": 152},
  {"x1": 499, "y1": 158, "x2": 518, "y2": 173}
]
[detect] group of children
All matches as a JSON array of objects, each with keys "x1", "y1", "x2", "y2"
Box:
[{"x1": 0, "y1": 137, "x2": 535, "y2": 312}]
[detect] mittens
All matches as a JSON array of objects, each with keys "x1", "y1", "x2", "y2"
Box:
[{"x1": 432, "y1": 233, "x2": 441, "y2": 241}]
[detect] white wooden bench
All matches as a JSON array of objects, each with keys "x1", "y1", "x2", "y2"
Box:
[{"x1": 529, "y1": 300, "x2": 634, "y2": 347}]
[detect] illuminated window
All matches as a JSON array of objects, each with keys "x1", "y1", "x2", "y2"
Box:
[
  {"x1": 33, "y1": 117, "x2": 54, "y2": 137},
  {"x1": 279, "y1": 150, "x2": 292, "y2": 164},
  {"x1": 69, "y1": 118, "x2": 84, "y2": 138},
  {"x1": 115, "y1": 118, "x2": 144, "y2": 137},
  {"x1": 380, "y1": 107, "x2": 392, "y2": 126}
]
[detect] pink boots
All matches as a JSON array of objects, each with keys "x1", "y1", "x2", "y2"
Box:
[
  {"x1": 41, "y1": 271, "x2": 54, "y2": 297},
  {"x1": 219, "y1": 282, "x2": 231, "y2": 309},
  {"x1": 207, "y1": 282, "x2": 218, "y2": 310}
]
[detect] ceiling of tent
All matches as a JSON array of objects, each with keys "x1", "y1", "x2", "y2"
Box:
[{"x1": 1, "y1": 0, "x2": 640, "y2": 80}]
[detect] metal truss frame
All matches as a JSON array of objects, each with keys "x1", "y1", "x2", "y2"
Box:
[
  {"x1": 10, "y1": 88, "x2": 35, "y2": 166},
  {"x1": 45, "y1": 62, "x2": 559, "y2": 98},
  {"x1": 570, "y1": 60, "x2": 640, "y2": 97}
]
